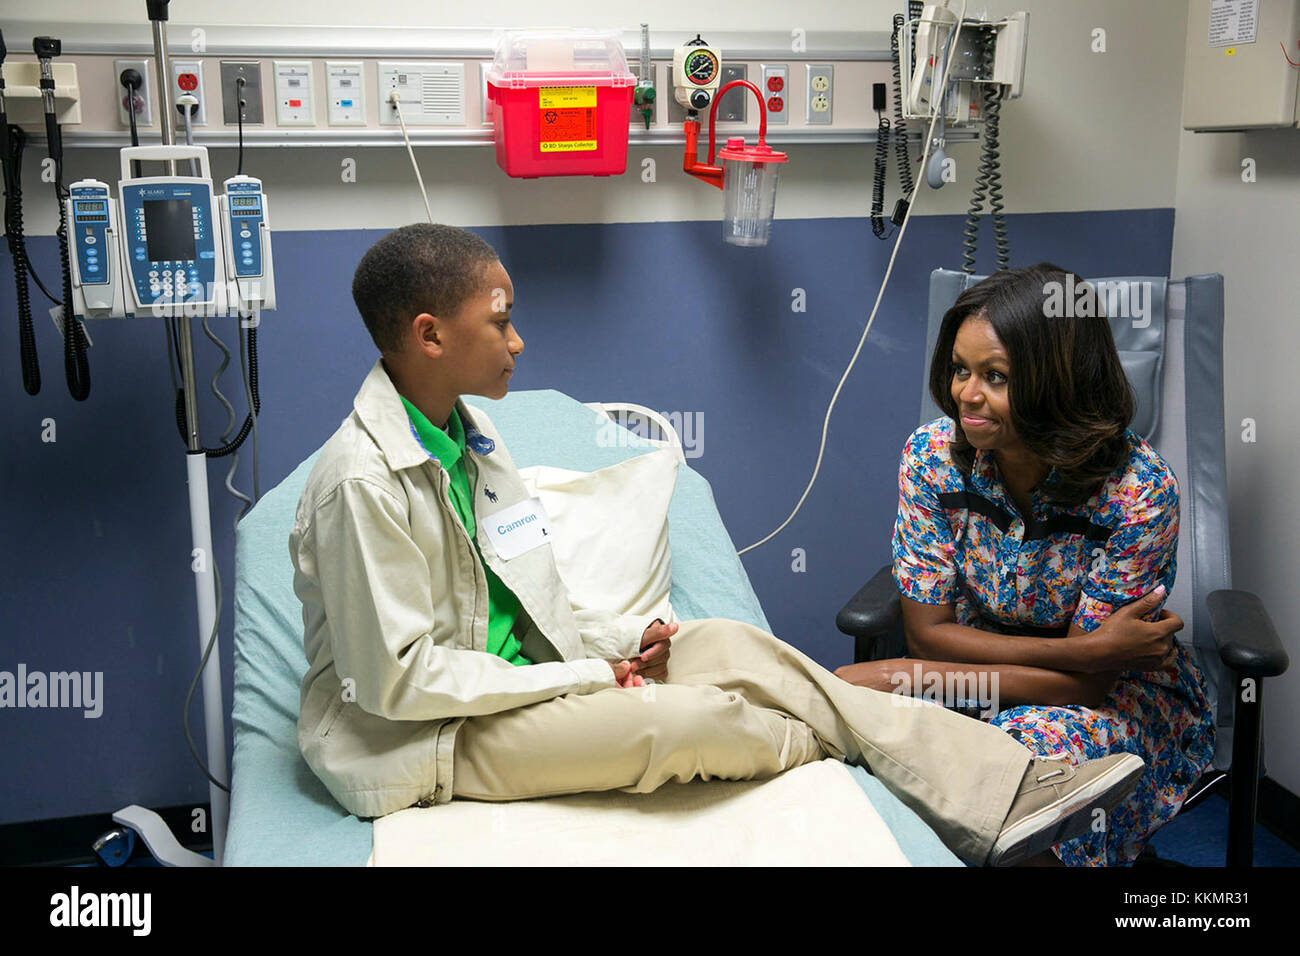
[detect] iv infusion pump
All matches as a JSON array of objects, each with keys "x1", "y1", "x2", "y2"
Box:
[{"x1": 67, "y1": 145, "x2": 275, "y2": 320}]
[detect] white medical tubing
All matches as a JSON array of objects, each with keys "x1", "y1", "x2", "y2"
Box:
[
  {"x1": 391, "y1": 90, "x2": 434, "y2": 223},
  {"x1": 740, "y1": 0, "x2": 968, "y2": 556}
]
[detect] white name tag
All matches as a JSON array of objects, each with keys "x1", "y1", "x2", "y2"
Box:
[{"x1": 483, "y1": 498, "x2": 553, "y2": 560}]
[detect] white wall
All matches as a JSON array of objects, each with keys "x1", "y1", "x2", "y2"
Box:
[
  {"x1": 1171, "y1": 121, "x2": 1300, "y2": 795},
  {"x1": 9, "y1": 0, "x2": 1190, "y2": 230}
]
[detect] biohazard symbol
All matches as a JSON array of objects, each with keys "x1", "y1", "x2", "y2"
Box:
[{"x1": 544, "y1": 110, "x2": 558, "y2": 123}]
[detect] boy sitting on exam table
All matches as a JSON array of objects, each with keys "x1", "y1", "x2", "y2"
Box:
[{"x1": 289, "y1": 223, "x2": 1145, "y2": 867}]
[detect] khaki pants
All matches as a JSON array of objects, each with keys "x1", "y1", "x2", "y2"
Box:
[{"x1": 452, "y1": 618, "x2": 1030, "y2": 865}]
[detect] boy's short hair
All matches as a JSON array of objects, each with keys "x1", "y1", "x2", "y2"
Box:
[{"x1": 352, "y1": 223, "x2": 500, "y2": 354}]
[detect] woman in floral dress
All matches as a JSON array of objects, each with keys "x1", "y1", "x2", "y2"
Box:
[{"x1": 837, "y1": 264, "x2": 1215, "y2": 866}]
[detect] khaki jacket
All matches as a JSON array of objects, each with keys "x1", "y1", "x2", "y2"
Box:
[{"x1": 290, "y1": 359, "x2": 653, "y2": 818}]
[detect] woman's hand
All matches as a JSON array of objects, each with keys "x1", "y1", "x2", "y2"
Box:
[
  {"x1": 833, "y1": 659, "x2": 906, "y2": 692},
  {"x1": 1077, "y1": 586, "x2": 1183, "y2": 673}
]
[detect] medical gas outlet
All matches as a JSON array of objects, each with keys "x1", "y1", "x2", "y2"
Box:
[
  {"x1": 115, "y1": 58, "x2": 153, "y2": 127},
  {"x1": 274, "y1": 60, "x2": 315, "y2": 126},
  {"x1": 673, "y1": 36, "x2": 722, "y2": 113}
]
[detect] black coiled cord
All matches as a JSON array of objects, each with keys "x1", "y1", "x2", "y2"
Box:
[
  {"x1": 55, "y1": 180, "x2": 91, "y2": 400},
  {"x1": 983, "y1": 58, "x2": 1008, "y2": 269},
  {"x1": 891, "y1": 14, "x2": 915, "y2": 199},
  {"x1": 174, "y1": 323, "x2": 260, "y2": 456},
  {"x1": 870, "y1": 114, "x2": 891, "y2": 238},
  {"x1": 43, "y1": 110, "x2": 90, "y2": 400},
  {"x1": 962, "y1": 29, "x2": 1009, "y2": 273},
  {"x1": 3, "y1": 124, "x2": 41, "y2": 395},
  {"x1": 871, "y1": 14, "x2": 916, "y2": 240}
]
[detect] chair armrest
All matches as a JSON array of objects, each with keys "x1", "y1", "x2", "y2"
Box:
[
  {"x1": 837, "y1": 564, "x2": 902, "y2": 650},
  {"x1": 1206, "y1": 589, "x2": 1290, "y2": 679}
]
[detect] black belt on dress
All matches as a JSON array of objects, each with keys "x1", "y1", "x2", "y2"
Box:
[{"x1": 975, "y1": 613, "x2": 1070, "y2": 639}]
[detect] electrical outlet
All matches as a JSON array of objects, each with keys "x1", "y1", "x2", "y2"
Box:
[
  {"x1": 170, "y1": 59, "x2": 206, "y2": 126},
  {"x1": 716, "y1": 63, "x2": 747, "y2": 122},
  {"x1": 114, "y1": 58, "x2": 153, "y2": 128},
  {"x1": 805, "y1": 63, "x2": 833, "y2": 125},
  {"x1": 760, "y1": 63, "x2": 788, "y2": 125},
  {"x1": 220, "y1": 61, "x2": 265, "y2": 125}
]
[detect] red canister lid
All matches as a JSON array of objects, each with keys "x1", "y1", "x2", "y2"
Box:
[{"x1": 716, "y1": 138, "x2": 788, "y2": 164}]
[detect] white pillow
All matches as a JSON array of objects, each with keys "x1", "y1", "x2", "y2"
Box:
[{"x1": 518, "y1": 448, "x2": 678, "y2": 625}]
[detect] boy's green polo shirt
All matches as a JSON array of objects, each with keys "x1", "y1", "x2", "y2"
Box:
[{"x1": 400, "y1": 396, "x2": 531, "y2": 667}]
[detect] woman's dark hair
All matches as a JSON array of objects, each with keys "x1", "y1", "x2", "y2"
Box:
[
  {"x1": 928, "y1": 262, "x2": 1135, "y2": 507},
  {"x1": 352, "y1": 223, "x2": 500, "y2": 354}
]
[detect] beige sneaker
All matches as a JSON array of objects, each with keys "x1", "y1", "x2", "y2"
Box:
[{"x1": 987, "y1": 752, "x2": 1144, "y2": 867}]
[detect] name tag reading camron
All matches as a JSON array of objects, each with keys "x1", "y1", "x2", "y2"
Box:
[{"x1": 483, "y1": 498, "x2": 553, "y2": 560}]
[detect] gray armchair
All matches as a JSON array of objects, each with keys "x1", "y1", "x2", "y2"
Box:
[{"x1": 838, "y1": 269, "x2": 1289, "y2": 867}]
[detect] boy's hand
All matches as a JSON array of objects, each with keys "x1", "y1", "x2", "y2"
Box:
[
  {"x1": 608, "y1": 660, "x2": 645, "y2": 688},
  {"x1": 634, "y1": 620, "x2": 677, "y2": 682}
]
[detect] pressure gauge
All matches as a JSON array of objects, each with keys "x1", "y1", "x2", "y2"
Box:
[
  {"x1": 685, "y1": 49, "x2": 718, "y2": 85},
  {"x1": 673, "y1": 38, "x2": 723, "y2": 112}
]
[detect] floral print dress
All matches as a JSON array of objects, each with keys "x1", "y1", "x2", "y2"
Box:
[{"x1": 891, "y1": 417, "x2": 1216, "y2": 866}]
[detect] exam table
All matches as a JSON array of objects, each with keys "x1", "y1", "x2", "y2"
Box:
[{"x1": 226, "y1": 388, "x2": 962, "y2": 866}]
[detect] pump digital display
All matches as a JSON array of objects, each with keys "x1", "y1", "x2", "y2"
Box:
[
  {"x1": 231, "y1": 197, "x2": 261, "y2": 208},
  {"x1": 76, "y1": 201, "x2": 106, "y2": 212},
  {"x1": 143, "y1": 199, "x2": 196, "y2": 261}
]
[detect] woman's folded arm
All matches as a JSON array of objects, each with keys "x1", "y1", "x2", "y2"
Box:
[{"x1": 902, "y1": 594, "x2": 1104, "y2": 672}]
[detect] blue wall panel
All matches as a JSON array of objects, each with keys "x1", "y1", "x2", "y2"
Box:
[{"x1": 0, "y1": 208, "x2": 1174, "y2": 822}]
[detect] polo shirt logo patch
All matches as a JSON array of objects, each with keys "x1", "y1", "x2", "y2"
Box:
[{"x1": 465, "y1": 429, "x2": 495, "y2": 455}]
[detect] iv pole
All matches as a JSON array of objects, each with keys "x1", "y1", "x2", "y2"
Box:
[{"x1": 107, "y1": 0, "x2": 229, "y2": 867}]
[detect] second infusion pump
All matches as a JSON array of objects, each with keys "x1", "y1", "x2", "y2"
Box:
[{"x1": 67, "y1": 145, "x2": 275, "y2": 320}]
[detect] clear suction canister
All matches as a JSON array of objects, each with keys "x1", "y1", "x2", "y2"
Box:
[{"x1": 716, "y1": 138, "x2": 787, "y2": 247}]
